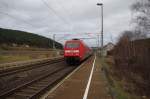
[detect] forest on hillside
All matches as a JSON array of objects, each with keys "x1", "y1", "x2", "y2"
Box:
[{"x1": 0, "y1": 28, "x2": 62, "y2": 49}]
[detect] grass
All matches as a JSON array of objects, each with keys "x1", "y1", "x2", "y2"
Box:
[
  {"x1": 0, "y1": 52, "x2": 61, "y2": 64},
  {"x1": 112, "y1": 80, "x2": 131, "y2": 99},
  {"x1": 0, "y1": 54, "x2": 58, "y2": 64},
  {"x1": 99, "y1": 56, "x2": 141, "y2": 99},
  {"x1": 0, "y1": 45, "x2": 62, "y2": 64},
  {"x1": 0, "y1": 55, "x2": 31, "y2": 64}
]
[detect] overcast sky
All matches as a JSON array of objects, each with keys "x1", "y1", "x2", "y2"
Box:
[{"x1": 0, "y1": 0, "x2": 135, "y2": 47}]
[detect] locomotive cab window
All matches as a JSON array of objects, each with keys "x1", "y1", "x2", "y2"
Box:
[{"x1": 66, "y1": 43, "x2": 79, "y2": 48}]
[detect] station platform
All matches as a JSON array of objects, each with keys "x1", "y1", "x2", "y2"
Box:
[{"x1": 45, "y1": 56, "x2": 112, "y2": 99}]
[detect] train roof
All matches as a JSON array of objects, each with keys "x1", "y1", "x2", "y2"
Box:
[
  {"x1": 72, "y1": 38, "x2": 80, "y2": 40},
  {"x1": 65, "y1": 39, "x2": 91, "y2": 49},
  {"x1": 66, "y1": 39, "x2": 83, "y2": 43}
]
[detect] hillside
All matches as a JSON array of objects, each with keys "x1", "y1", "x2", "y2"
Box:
[{"x1": 0, "y1": 28, "x2": 62, "y2": 49}]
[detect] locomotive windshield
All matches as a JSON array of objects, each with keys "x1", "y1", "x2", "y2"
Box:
[{"x1": 66, "y1": 42, "x2": 79, "y2": 48}]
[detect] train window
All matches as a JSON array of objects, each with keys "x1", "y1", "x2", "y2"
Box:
[{"x1": 66, "y1": 43, "x2": 79, "y2": 48}]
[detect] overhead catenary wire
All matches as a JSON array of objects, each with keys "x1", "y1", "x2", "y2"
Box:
[
  {"x1": 0, "y1": 1, "x2": 70, "y2": 31},
  {"x1": 0, "y1": 1, "x2": 98, "y2": 45},
  {"x1": 54, "y1": 0, "x2": 74, "y2": 31},
  {"x1": 0, "y1": 1, "x2": 38, "y2": 28},
  {"x1": 56, "y1": 33, "x2": 98, "y2": 42},
  {"x1": 0, "y1": 11, "x2": 37, "y2": 28},
  {"x1": 41, "y1": 0, "x2": 71, "y2": 26},
  {"x1": 50, "y1": 33, "x2": 71, "y2": 42},
  {"x1": 57, "y1": 34, "x2": 71, "y2": 41}
]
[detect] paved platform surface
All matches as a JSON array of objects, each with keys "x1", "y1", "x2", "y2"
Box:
[{"x1": 46, "y1": 56, "x2": 111, "y2": 99}]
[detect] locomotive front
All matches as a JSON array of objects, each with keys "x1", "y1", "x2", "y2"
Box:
[{"x1": 64, "y1": 40, "x2": 82, "y2": 64}]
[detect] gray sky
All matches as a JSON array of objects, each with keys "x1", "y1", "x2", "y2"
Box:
[{"x1": 0, "y1": 0, "x2": 135, "y2": 47}]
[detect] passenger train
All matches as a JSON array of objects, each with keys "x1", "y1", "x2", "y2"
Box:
[{"x1": 64, "y1": 39, "x2": 92, "y2": 64}]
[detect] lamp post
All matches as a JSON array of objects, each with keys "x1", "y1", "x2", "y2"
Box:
[{"x1": 97, "y1": 3, "x2": 104, "y2": 56}]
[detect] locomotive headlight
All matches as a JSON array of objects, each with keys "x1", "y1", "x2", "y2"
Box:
[
  {"x1": 65, "y1": 50, "x2": 71, "y2": 53},
  {"x1": 65, "y1": 50, "x2": 79, "y2": 53},
  {"x1": 73, "y1": 50, "x2": 79, "y2": 53}
]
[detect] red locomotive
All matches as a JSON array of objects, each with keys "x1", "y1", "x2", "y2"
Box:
[{"x1": 64, "y1": 39, "x2": 92, "y2": 64}]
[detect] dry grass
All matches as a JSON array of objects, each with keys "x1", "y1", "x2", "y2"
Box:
[
  {"x1": 0, "y1": 52, "x2": 60, "y2": 64},
  {"x1": 103, "y1": 56, "x2": 145, "y2": 99},
  {"x1": 0, "y1": 55, "x2": 32, "y2": 64}
]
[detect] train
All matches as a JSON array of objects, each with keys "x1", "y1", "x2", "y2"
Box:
[{"x1": 64, "y1": 39, "x2": 92, "y2": 64}]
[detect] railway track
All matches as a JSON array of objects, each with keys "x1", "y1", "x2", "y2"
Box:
[
  {"x1": 0, "y1": 66, "x2": 75, "y2": 99},
  {"x1": 0, "y1": 56, "x2": 91, "y2": 99},
  {"x1": 0, "y1": 57, "x2": 64, "y2": 77},
  {"x1": 0, "y1": 58, "x2": 68, "y2": 98}
]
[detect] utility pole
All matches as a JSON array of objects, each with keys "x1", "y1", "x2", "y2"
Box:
[
  {"x1": 97, "y1": 34, "x2": 100, "y2": 50},
  {"x1": 53, "y1": 34, "x2": 56, "y2": 49},
  {"x1": 52, "y1": 34, "x2": 56, "y2": 56}
]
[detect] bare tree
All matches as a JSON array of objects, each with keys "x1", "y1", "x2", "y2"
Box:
[{"x1": 131, "y1": 0, "x2": 150, "y2": 38}]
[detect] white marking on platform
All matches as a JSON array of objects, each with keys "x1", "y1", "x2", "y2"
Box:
[
  {"x1": 83, "y1": 55, "x2": 96, "y2": 99},
  {"x1": 40, "y1": 59, "x2": 87, "y2": 99}
]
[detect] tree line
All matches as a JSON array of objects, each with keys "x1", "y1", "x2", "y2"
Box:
[
  {"x1": 111, "y1": 0, "x2": 150, "y2": 98},
  {"x1": 0, "y1": 28, "x2": 63, "y2": 49}
]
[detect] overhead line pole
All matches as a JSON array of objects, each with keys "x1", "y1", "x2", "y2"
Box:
[{"x1": 53, "y1": 34, "x2": 56, "y2": 49}]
